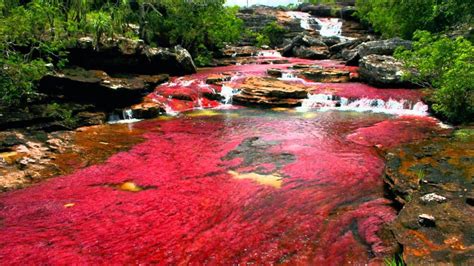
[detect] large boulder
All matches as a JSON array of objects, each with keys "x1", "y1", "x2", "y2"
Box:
[
  {"x1": 292, "y1": 46, "x2": 330, "y2": 59},
  {"x1": 39, "y1": 68, "x2": 169, "y2": 108},
  {"x1": 282, "y1": 34, "x2": 329, "y2": 59},
  {"x1": 68, "y1": 37, "x2": 196, "y2": 75},
  {"x1": 233, "y1": 77, "x2": 309, "y2": 106},
  {"x1": 358, "y1": 55, "x2": 407, "y2": 87},
  {"x1": 343, "y1": 38, "x2": 412, "y2": 66}
]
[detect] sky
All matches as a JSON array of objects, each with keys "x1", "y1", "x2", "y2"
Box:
[{"x1": 225, "y1": 0, "x2": 302, "y2": 7}]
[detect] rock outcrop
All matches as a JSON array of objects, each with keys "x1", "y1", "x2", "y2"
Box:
[
  {"x1": 282, "y1": 35, "x2": 330, "y2": 59},
  {"x1": 342, "y1": 38, "x2": 412, "y2": 65},
  {"x1": 358, "y1": 55, "x2": 407, "y2": 87},
  {"x1": 384, "y1": 129, "x2": 474, "y2": 265},
  {"x1": 39, "y1": 68, "x2": 169, "y2": 108},
  {"x1": 233, "y1": 77, "x2": 309, "y2": 106},
  {"x1": 68, "y1": 37, "x2": 196, "y2": 75}
]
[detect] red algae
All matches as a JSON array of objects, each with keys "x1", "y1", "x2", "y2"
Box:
[{"x1": 0, "y1": 109, "x2": 445, "y2": 264}]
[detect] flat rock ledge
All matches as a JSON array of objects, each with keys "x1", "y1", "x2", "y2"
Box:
[{"x1": 233, "y1": 77, "x2": 309, "y2": 106}]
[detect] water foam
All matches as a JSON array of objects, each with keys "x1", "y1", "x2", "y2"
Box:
[{"x1": 298, "y1": 93, "x2": 429, "y2": 116}]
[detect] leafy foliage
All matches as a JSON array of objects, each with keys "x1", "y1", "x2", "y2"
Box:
[
  {"x1": 355, "y1": 0, "x2": 474, "y2": 39},
  {"x1": 0, "y1": 0, "x2": 243, "y2": 107},
  {"x1": 395, "y1": 31, "x2": 474, "y2": 123}
]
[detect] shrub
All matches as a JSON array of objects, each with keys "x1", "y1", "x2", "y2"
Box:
[
  {"x1": 395, "y1": 31, "x2": 474, "y2": 123},
  {"x1": 356, "y1": 0, "x2": 474, "y2": 39}
]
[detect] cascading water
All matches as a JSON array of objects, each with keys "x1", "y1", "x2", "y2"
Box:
[
  {"x1": 123, "y1": 108, "x2": 133, "y2": 120},
  {"x1": 298, "y1": 93, "x2": 429, "y2": 115},
  {"x1": 286, "y1": 11, "x2": 343, "y2": 37},
  {"x1": 315, "y1": 18, "x2": 342, "y2": 37},
  {"x1": 220, "y1": 85, "x2": 239, "y2": 105},
  {"x1": 286, "y1": 11, "x2": 319, "y2": 31}
]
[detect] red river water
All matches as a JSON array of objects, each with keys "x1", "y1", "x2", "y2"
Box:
[{"x1": 0, "y1": 56, "x2": 445, "y2": 264}]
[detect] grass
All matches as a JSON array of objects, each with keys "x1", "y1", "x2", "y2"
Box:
[{"x1": 384, "y1": 255, "x2": 406, "y2": 266}]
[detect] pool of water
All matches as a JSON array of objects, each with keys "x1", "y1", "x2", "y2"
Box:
[{"x1": 0, "y1": 108, "x2": 444, "y2": 264}]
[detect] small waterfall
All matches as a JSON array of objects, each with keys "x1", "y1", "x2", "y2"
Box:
[
  {"x1": 298, "y1": 93, "x2": 429, "y2": 115},
  {"x1": 279, "y1": 72, "x2": 305, "y2": 82},
  {"x1": 316, "y1": 18, "x2": 342, "y2": 37},
  {"x1": 256, "y1": 50, "x2": 282, "y2": 57},
  {"x1": 123, "y1": 108, "x2": 133, "y2": 120},
  {"x1": 108, "y1": 108, "x2": 141, "y2": 124},
  {"x1": 286, "y1": 11, "x2": 318, "y2": 31},
  {"x1": 220, "y1": 85, "x2": 239, "y2": 105}
]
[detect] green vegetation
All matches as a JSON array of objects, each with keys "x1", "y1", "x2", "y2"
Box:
[
  {"x1": 384, "y1": 255, "x2": 405, "y2": 266},
  {"x1": 44, "y1": 103, "x2": 78, "y2": 129},
  {"x1": 356, "y1": 0, "x2": 474, "y2": 39},
  {"x1": 356, "y1": 1, "x2": 473, "y2": 124},
  {"x1": 395, "y1": 31, "x2": 474, "y2": 123},
  {"x1": 251, "y1": 21, "x2": 288, "y2": 48},
  {"x1": 0, "y1": 0, "x2": 243, "y2": 106}
]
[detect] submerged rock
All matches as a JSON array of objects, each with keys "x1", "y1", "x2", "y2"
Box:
[{"x1": 233, "y1": 77, "x2": 309, "y2": 106}]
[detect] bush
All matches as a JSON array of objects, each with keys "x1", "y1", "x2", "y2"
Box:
[
  {"x1": 395, "y1": 31, "x2": 474, "y2": 123},
  {"x1": 356, "y1": 0, "x2": 474, "y2": 39}
]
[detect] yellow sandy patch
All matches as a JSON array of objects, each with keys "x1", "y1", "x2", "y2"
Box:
[
  {"x1": 119, "y1": 181, "x2": 143, "y2": 192},
  {"x1": 185, "y1": 110, "x2": 221, "y2": 117},
  {"x1": 0, "y1": 151, "x2": 23, "y2": 165},
  {"x1": 271, "y1": 107, "x2": 297, "y2": 113},
  {"x1": 64, "y1": 203, "x2": 75, "y2": 208},
  {"x1": 300, "y1": 112, "x2": 318, "y2": 119},
  {"x1": 228, "y1": 170, "x2": 283, "y2": 188},
  {"x1": 157, "y1": 115, "x2": 176, "y2": 120}
]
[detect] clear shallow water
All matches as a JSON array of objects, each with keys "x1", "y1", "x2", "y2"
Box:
[{"x1": 0, "y1": 108, "x2": 443, "y2": 264}]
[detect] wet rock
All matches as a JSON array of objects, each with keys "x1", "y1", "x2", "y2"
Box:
[
  {"x1": 266, "y1": 68, "x2": 285, "y2": 77},
  {"x1": 206, "y1": 73, "x2": 233, "y2": 85},
  {"x1": 39, "y1": 68, "x2": 168, "y2": 108},
  {"x1": 299, "y1": 68, "x2": 351, "y2": 83},
  {"x1": 69, "y1": 37, "x2": 196, "y2": 75},
  {"x1": 130, "y1": 102, "x2": 164, "y2": 119},
  {"x1": 358, "y1": 55, "x2": 407, "y2": 87},
  {"x1": 385, "y1": 129, "x2": 474, "y2": 265},
  {"x1": 233, "y1": 77, "x2": 309, "y2": 106}
]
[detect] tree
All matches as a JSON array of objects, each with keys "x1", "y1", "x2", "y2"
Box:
[{"x1": 395, "y1": 31, "x2": 474, "y2": 123}]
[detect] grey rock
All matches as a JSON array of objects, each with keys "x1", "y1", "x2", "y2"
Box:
[{"x1": 358, "y1": 55, "x2": 408, "y2": 87}]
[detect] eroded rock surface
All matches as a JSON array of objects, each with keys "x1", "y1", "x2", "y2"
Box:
[
  {"x1": 384, "y1": 128, "x2": 474, "y2": 265},
  {"x1": 233, "y1": 77, "x2": 309, "y2": 106},
  {"x1": 359, "y1": 55, "x2": 407, "y2": 87}
]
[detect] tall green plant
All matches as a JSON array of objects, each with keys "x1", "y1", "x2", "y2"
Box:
[{"x1": 395, "y1": 31, "x2": 474, "y2": 123}]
